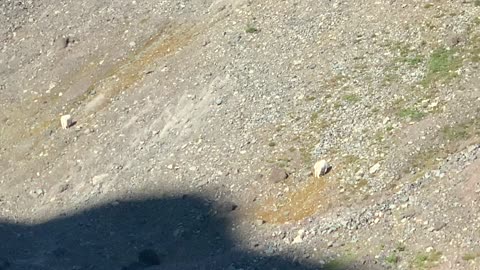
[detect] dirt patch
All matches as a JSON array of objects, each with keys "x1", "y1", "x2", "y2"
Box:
[{"x1": 457, "y1": 158, "x2": 480, "y2": 204}]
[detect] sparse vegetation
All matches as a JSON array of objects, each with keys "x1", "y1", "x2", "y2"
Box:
[
  {"x1": 468, "y1": 35, "x2": 480, "y2": 62},
  {"x1": 472, "y1": 53, "x2": 480, "y2": 63},
  {"x1": 421, "y1": 48, "x2": 462, "y2": 87},
  {"x1": 442, "y1": 125, "x2": 469, "y2": 141},
  {"x1": 343, "y1": 154, "x2": 360, "y2": 164},
  {"x1": 398, "y1": 108, "x2": 426, "y2": 121},
  {"x1": 423, "y1": 3, "x2": 434, "y2": 8},
  {"x1": 414, "y1": 254, "x2": 429, "y2": 266},
  {"x1": 428, "y1": 49, "x2": 459, "y2": 73},
  {"x1": 403, "y1": 55, "x2": 423, "y2": 66},
  {"x1": 474, "y1": 17, "x2": 480, "y2": 26},
  {"x1": 462, "y1": 253, "x2": 478, "y2": 261},
  {"x1": 389, "y1": 42, "x2": 424, "y2": 67},
  {"x1": 275, "y1": 156, "x2": 292, "y2": 168},
  {"x1": 374, "y1": 130, "x2": 385, "y2": 142},
  {"x1": 5, "y1": 2, "x2": 480, "y2": 269},
  {"x1": 245, "y1": 25, "x2": 259, "y2": 33},
  {"x1": 343, "y1": 94, "x2": 360, "y2": 103},
  {"x1": 299, "y1": 147, "x2": 311, "y2": 163},
  {"x1": 382, "y1": 42, "x2": 425, "y2": 86},
  {"x1": 441, "y1": 119, "x2": 480, "y2": 142},
  {"x1": 386, "y1": 253, "x2": 400, "y2": 264},
  {"x1": 413, "y1": 251, "x2": 442, "y2": 269},
  {"x1": 382, "y1": 73, "x2": 399, "y2": 85},
  {"x1": 409, "y1": 148, "x2": 443, "y2": 170},
  {"x1": 325, "y1": 74, "x2": 348, "y2": 88}
]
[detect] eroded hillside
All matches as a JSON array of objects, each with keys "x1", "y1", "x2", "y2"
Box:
[{"x1": 1, "y1": 0, "x2": 480, "y2": 269}]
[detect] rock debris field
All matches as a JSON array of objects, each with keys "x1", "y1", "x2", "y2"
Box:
[{"x1": 1, "y1": 0, "x2": 480, "y2": 269}]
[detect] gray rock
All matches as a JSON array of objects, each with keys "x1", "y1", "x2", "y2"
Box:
[
  {"x1": 30, "y1": 189, "x2": 45, "y2": 198},
  {"x1": 369, "y1": 163, "x2": 380, "y2": 174},
  {"x1": 314, "y1": 160, "x2": 330, "y2": 177},
  {"x1": 196, "y1": 179, "x2": 209, "y2": 188},
  {"x1": 255, "y1": 219, "x2": 266, "y2": 226},
  {"x1": 401, "y1": 209, "x2": 416, "y2": 219},
  {"x1": 217, "y1": 202, "x2": 238, "y2": 214},
  {"x1": 57, "y1": 183, "x2": 70, "y2": 193},
  {"x1": 91, "y1": 174, "x2": 109, "y2": 186},
  {"x1": 292, "y1": 229, "x2": 305, "y2": 244},
  {"x1": 467, "y1": 144, "x2": 479, "y2": 153},
  {"x1": 268, "y1": 167, "x2": 288, "y2": 183},
  {"x1": 265, "y1": 245, "x2": 275, "y2": 255},
  {"x1": 431, "y1": 222, "x2": 447, "y2": 232},
  {"x1": 60, "y1": 114, "x2": 73, "y2": 129},
  {"x1": 292, "y1": 236, "x2": 303, "y2": 244}
]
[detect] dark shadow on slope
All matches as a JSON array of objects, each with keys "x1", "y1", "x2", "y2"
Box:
[{"x1": 0, "y1": 195, "x2": 369, "y2": 270}]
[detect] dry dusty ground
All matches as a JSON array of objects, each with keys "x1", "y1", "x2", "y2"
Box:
[{"x1": 1, "y1": 0, "x2": 480, "y2": 269}]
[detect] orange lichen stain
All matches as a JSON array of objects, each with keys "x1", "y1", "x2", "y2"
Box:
[
  {"x1": 1, "y1": 23, "x2": 200, "y2": 162},
  {"x1": 83, "y1": 24, "x2": 198, "y2": 111},
  {"x1": 254, "y1": 157, "x2": 361, "y2": 224},
  {"x1": 256, "y1": 176, "x2": 333, "y2": 224},
  {"x1": 4, "y1": 23, "x2": 197, "y2": 135}
]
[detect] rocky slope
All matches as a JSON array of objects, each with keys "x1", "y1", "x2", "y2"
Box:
[{"x1": 1, "y1": 0, "x2": 480, "y2": 269}]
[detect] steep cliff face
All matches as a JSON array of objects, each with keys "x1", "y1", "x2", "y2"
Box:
[{"x1": 1, "y1": 1, "x2": 480, "y2": 269}]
